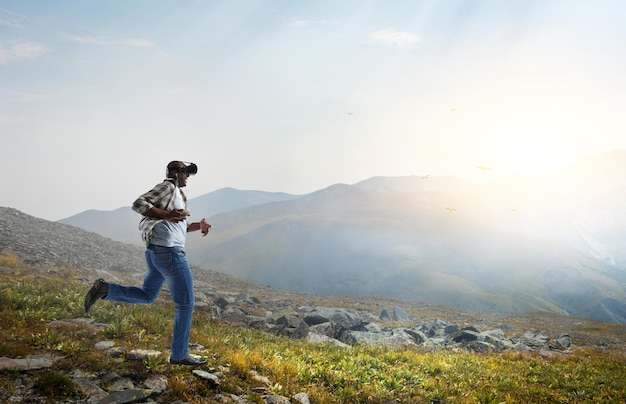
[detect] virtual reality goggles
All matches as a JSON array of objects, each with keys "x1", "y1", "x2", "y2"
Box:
[{"x1": 167, "y1": 162, "x2": 198, "y2": 177}]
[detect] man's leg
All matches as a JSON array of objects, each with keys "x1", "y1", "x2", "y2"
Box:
[
  {"x1": 164, "y1": 247, "x2": 195, "y2": 361},
  {"x1": 104, "y1": 249, "x2": 165, "y2": 304}
]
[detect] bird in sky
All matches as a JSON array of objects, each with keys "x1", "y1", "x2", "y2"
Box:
[
  {"x1": 446, "y1": 207, "x2": 457, "y2": 212},
  {"x1": 477, "y1": 166, "x2": 492, "y2": 173}
]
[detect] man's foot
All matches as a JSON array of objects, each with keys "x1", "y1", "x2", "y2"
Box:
[
  {"x1": 169, "y1": 354, "x2": 207, "y2": 366},
  {"x1": 84, "y1": 279, "x2": 108, "y2": 313}
]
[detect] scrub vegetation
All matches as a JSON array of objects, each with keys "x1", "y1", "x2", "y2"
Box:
[{"x1": 1, "y1": 250, "x2": 626, "y2": 403}]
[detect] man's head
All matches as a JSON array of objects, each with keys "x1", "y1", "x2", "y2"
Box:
[{"x1": 166, "y1": 161, "x2": 197, "y2": 187}]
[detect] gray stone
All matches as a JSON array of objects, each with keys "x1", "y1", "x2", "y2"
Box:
[
  {"x1": 292, "y1": 320, "x2": 310, "y2": 339},
  {"x1": 95, "y1": 340, "x2": 116, "y2": 350},
  {"x1": 109, "y1": 377, "x2": 134, "y2": 391},
  {"x1": 99, "y1": 389, "x2": 154, "y2": 404},
  {"x1": 392, "y1": 306, "x2": 410, "y2": 322},
  {"x1": 309, "y1": 321, "x2": 334, "y2": 337},
  {"x1": 127, "y1": 349, "x2": 161, "y2": 360},
  {"x1": 192, "y1": 369, "x2": 221, "y2": 386},
  {"x1": 0, "y1": 354, "x2": 62, "y2": 371},
  {"x1": 452, "y1": 329, "x2": 479, "y2": 343},
  {"x1": 404, "y1": 328, "x2": 427, "y2": 345},
  {"x1": 72, "y1": 377, "x2": 108, "y2": 400},
  {"x1": 144, "y1": 374, "x2": 168, "y2": 393},
  {"x1": 555, "y1": 334, "x2": 573, "y2": 349},
  {"x1": 293, "y1": 392, "x2": 311, "y2": 404},
  {"x1": 307, "y1": 332, "x2": 351, "y2": 348},
  {"x1": 265, "y1": 394, "x2": 291, "y2": 404}
]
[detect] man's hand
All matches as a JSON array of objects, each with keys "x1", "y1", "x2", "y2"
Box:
[
  {"x1": 200, "y1": 218, "x2": 212, "y2": 236},
  {"x1": 166, "y1": 209, "x2": 189, "y2": 223}
]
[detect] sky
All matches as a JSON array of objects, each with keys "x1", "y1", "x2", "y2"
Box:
[{"x1": 2, "y1": 0, "x2": 626, "y2": 221}]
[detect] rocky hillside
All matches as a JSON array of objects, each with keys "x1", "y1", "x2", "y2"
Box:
[{"x1": 2, "y1": 205, "x2": 625, "y2": 350}]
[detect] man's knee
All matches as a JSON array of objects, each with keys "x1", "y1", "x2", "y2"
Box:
[{"x1": 175, "y1": 301, "x2": 194, "y2": 312}]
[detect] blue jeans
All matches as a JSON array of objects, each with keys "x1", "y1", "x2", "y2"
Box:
[{"x1": 105, "y1": 245, "x2": 195, "y2": 361}]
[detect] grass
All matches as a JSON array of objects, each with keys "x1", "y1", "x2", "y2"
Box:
[{"x1": 1, "y1": 250, "x2": 626, "y2": 403}]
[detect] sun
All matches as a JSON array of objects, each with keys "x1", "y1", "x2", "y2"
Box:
[{"x1": 492, "y1": 129, "x2": 573, "y2": 178}]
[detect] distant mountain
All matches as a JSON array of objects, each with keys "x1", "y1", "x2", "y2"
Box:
[
  {"x1": 58, "y1": 187, "x2": 301, "y2": 243},
  {"x1": 187, "y1": 187, "x2": 301, "y2": 214},
  {"x1": 57, "y1": 206, "x2": 139, "y2": 242},
  {"x1": 51, "y1": 150, "x2": 626, "y2": 324},
  {"x1": 185, "y1": 179, "x2": 626, "y2": 323}
]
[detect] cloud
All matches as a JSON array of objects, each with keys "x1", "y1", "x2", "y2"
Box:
[
  {"x1": 0, "y1": 40, "x2": 50, "y2": 64},
  {"x1": 119, "y1": 38, "x2": 155, "y2": 48},
  {"x1": 14, "y1": 92, "x2": 46, "y2": 102},
  {"x1": 0, "y1": 9, "x2": 27, "y2": 28},
  {"x1": 364, "y1": 29, "x2": 421, "y2": 48},
  {"x1": 290, "y1": 19, "x2": 336, "y2": 28},
  {"x1": 64, "y1": 34, "x2": 155, "y2": 48},
  {"x1": 0, "y1": 114, "x2": 28, "y2": 125},
  {"x1": 64, "y1": 34, "x2": 111, "y2": 46}
]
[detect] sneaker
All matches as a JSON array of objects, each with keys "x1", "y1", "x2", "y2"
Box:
[
  {"x1": 169, "y1": 354, "x2": 207, "y2": 366},
  {"x1": 84, "y1": 279, "x2": 108, "y2": 313}
]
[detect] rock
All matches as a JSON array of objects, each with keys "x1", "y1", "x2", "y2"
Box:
[
  {"x1": 403, "y1": 328, "x2": 427, "y2": 345},
  {"x1": 72, "y1": 377, "x2": 108, "y2": 400},
  {"x1": 452, "y1": 329, "x2": 479, "y2": 343},
  {"x1": 248, "y1": 315, "x2": 271, "y2": 330},
  {"x1": 307, "y1": 332, "x2": 351, "y2": 348},
  {"x1": 222, "y1": 307, "x2": 248, "y2": 323},
  {"x1": 214, "y1": 296, "x2": 229, "y2": 309},
  {"x1": 95, "y1": 340, "x2": 116, "y2": 350},
  {"x1": 144, "y1": 374, "x2": 168, "y2": 393},
  {"x1": 127, "y1": 349, "x2": 161, "y2": 360},
  {"x1": 392, "y1": 306, "x2": 410, "y2": 322},
  {"x1": 293, "y1": 392, "x2": 311, "y2": 404},
  {"x1": 250, "y1": 370, "x2": 272, "y2": 385},
  {"x1": 466, "y1": 340, "x2": 495, "y2": 354},
  {"x1": 109, "y1": 377, "x2": 134, "y2": 391},
  {"x1": 107, "y1": 346, "x2": 127, "y2": 358},
  {"x1": 518, "y1": 331, "x2": 550, "y2": 347},
  {"x1": 297, "y1": 306, "x2": 365, "y2": 330},
  {"x1": 192, "y1": 370, "x2": 221, "y2": 386},
  {"x1": 309, "y1": 321, "x2": 334, "y2": 337},
  {"x1": 0, "y1": 354, "x2": 62, "y2": 371},
  {"x1": 276, "y1": 314, "x2": 301, "y2": 328},
  {"x1": 292, "y1": 320, "x2": 310, "y2": 339},
  {"x1": 555, "y1": 334, "x2": 573, "y2": 349},
  {"x1": 99, "y1": 388, "x2": 154, "y2": 404},
  {"x1": 265, "y1": 394, "x2": 291, "y2": 404},
  {"x1": 365, "y1": 322, "x2": 382, "y2": 332}
]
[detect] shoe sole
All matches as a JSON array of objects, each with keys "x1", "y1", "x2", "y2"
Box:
[{"x1": 84, "y1": 279, "x2": 106, "y2": 313}]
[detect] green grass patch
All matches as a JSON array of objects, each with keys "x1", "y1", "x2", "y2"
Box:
[{"x1": 1, "y1": 256, "x2": 626, "y2": 403}]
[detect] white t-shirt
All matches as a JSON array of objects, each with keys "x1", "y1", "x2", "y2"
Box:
[{"x1": 149, "y1": 187, "x2": 187, "y2": 247}]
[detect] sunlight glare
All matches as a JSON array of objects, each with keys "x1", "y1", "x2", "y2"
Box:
[{"x1": 494, "y1": 129, "x2": 573, "y2": 179}]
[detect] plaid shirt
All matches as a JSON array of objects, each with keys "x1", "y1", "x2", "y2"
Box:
[{"x1": 132, "y1": 179, "x2": 188, "y2": 246}]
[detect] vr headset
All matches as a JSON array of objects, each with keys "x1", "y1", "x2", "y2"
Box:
[{"x1": 167, "y1": 162, "x2": 198, "y2": 177}]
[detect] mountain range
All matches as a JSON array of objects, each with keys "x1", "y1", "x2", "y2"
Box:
[{"x1": 55, "y1": 150, "x2": 626, "y2": 324}]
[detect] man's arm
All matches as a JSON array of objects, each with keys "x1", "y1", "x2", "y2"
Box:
[
  {"x1": 187, "y1": 218, "x2": 211, "y2": 236},
  {"x1": 132, "y1": 181, "x2": 187, "y2": 222},
  {"x1": 144, "y1": 207, "x2": 188, "y2": 222}
]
